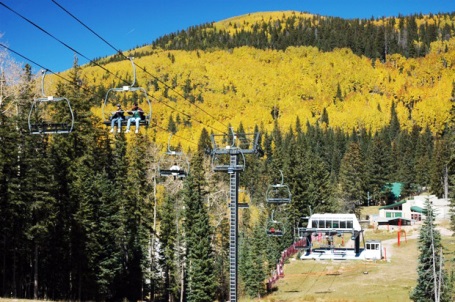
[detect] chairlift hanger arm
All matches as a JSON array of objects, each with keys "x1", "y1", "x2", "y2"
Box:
[
  {"x1": 129, "y1": 57, "x2": 136, "y2": 87},
  {"x1": 166, "y1": 134, "x2": 183, "y2": 155},
  {"x1": 40, "y1": 69, "x2": 47, "y2": 97}
]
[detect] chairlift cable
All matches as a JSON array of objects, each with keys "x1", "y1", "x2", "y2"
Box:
[
  {"x1": 0, "y1": 2, "x2": 130, "y2": 87},
  {"x1": 0, "y1": 43, "x2": 113, "y2": 120},
  {"x1": 50, "y1": 0, "x2": 120, "y2": 55},
  {"x1": 152, "y1": 122, "x2": 198, "y2": 147},
  {"x1": 0, "y1": 44, "x2": 71, "y2": 86},
  {"x1": 50, "y1": 0, "x2": 230, "y2": 133},
  {"x1": 2, "y1": 2, "x2": 227, "y2": 137},
  {"x1": 0, "y1": 44, "x2": 189, "y2": 142},
  {"x1": 0, "y1": 45, "x2": 201, "y2": 145}
]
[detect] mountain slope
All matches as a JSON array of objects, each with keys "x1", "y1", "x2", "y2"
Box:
[
  {"x1": 71, "y1": 12, "x2": 455, "y2": 150},
  {"x1": 151, "y1": 11, "x2": 455, "y2": 61}
]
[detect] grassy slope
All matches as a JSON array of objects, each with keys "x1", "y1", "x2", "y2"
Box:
[
  {"x1": 238, "y1": 219, "x2": 454, "y2": 302},
  {"x1": 254, "y1": 236, "x2": 418, "y2": 302}
]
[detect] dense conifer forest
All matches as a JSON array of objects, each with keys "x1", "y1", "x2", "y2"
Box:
[
  {"x1": 151, "y1": 11, "x2": 455, "y2": 60},
  {"x1": 1, "y1": 11, "x2": 455, "y2": 301}
]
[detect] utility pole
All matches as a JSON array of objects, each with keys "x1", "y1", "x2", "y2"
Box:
[{"x1": 211, "y1": 128, "x2": 261, "y2": 302}]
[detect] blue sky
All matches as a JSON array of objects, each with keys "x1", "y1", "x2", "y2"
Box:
[{"x1": 1, "y1": 0, "x2": 455, "y2": 73}]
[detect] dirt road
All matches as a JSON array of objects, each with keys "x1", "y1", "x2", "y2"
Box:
[{"x1": 380, "y1": 224, "x2": 453, "y2": 261}]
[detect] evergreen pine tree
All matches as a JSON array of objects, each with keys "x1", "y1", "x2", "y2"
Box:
[
  {"x1": 120, "y1": 135, "x2": 154, "y2": 301},
  {"x1": 335, "y1": 82, "x2": 343, "y2": 101},
  {"x1": 320, "y1": 107, "x2": 329, "y2": 126},
  {"x1": 240, "y1": 223, "x2": 267, "y2": 299},
  {"x1": 429, "y1": 139, "x2": 450, "y2": 198},
  {"x1": 183, "y1": 152, "x2": 217, "y2": 302},
  {"x1": 338, "y1": 142, "x2": 365, "y2": 215},
  {"x1": 388, "y1": 101, "x2": 401, "y2": 141},
  {"x1": 410, "y1": 200, "x2": 451, "y2": 302},
  {"x1": 3, "y1": 63, "x2": 56, "y2": 299},
  {"x1": 168, "y1": 115, "x2": 177, "y2": 134},
  {"x1": 197, "y1": 127, "x2": 212, "y2": 154},
  {"x1": 159, "y1": 194, "x2": 179, "y2": 301},
  {"x1": 49, "y1": 58, "x2": 107, "y2": 300},
  {"x1": 393, "y1": 129, "x2": 417, "y2": 198},
  {"x1": 415, "y1": 126, "x2": 433, "y2": 190},
  {"x1": 364, "y1": 134, "x2": 392, "y2": 205}
]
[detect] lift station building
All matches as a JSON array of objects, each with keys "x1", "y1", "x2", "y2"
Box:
[{"x1": 298, "y1": 213, "x2": 374, "y2": 260}]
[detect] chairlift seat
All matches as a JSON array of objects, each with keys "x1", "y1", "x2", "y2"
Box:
[
  {"x1": 266, "y1": 197, "x2": 292, "y2": 204},
  {"x1": 267, "y1": 229, "x2": 284, "y2": 236},
  {"x1": 159, "y1": 169, "x2": 187, "y2": 178},
  {"x1": 102, "y1": 116, "x2": 150, "y2": 127},
  {"x1": 266, "y1": 218, "x2": 285, "y2": 237},
  {"x1": 30, "y1": 122, "x2": 72, "y2": 134},
  {"x1": 213, "y1": 164, "x2": 244, "y2": 172}
]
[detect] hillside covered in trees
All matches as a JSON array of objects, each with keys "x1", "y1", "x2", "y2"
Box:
[
  {"x1": 83, "y1": 11, "x2": 455, "y2": 148},
  {"x1": 1, "y1": 11, "x2": 455, "y2": 301},
  {"x1": 152, "y1": 11, "x2": 455, "y2": 60}
]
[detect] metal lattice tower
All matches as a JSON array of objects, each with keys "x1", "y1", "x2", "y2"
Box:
[{"x1": 211, "y1": 129, "x2": 261, "y2": 302}]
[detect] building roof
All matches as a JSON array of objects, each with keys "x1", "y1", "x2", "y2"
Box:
[
  {"x1": 376, "y1": 217, "x2": 412, "y2": 225},
  {"x1": 379, "y1": 200, "x2": 406, "y2": 210},
  {"x1": 307, "y1": 213, "x2": 362, "y2": 231},
  {"x1": 366, "y1": 240, "x2": 381, "y2": 243},
  {"x1": 309, "y1": 213, "x2": 358, "y2": 219},
  {"x1": 411, "y1": 206, "x2": 424, "y2": 213}
]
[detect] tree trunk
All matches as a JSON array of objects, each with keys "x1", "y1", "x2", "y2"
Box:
[
  {"x1": 2, "y1": 235, "x2": 6, "y2": 296},
  {"x1": 12, "y1": 249, "x2": 16, "y2": 297},
  {"x1": 179, "y1": 263, "x2": 184, "y2": 302},
  {"x1": 34, "y1": 245, "x2": 38, "y2": 299},
  {"x1": 443, "y1": 165, "x2": 448, "y2": 200}
]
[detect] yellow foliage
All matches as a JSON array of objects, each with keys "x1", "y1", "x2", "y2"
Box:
[{"x1": 48, "y1": 32, "x2": 455, "y2": 151}]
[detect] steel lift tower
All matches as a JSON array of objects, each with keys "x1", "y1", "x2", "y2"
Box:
[{"x1": 211, "y1": 129, "x2": 261, "y2": 302}]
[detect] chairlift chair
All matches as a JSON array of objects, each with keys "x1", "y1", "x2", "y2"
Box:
[
  {"x1": 101, "y1": 57, "x2": 152, "y2": 130},
  {"x1": 266, "y1": 210, "x2": 285, "y2": 237},
  {"x1": 266, "y1": 220, "x2": 285, "y2": 237},
  {"x1": 158, "y1": 135, "x2": 189, "y2": 179},
  {"x1": 28, "y1": 70, "x2": 74, "y2": 134},
  {"x1": 266, "y1": 170, "x2": 292, "y2": 204}
]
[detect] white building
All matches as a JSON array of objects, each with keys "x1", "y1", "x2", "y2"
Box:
[{"x1": 374, "y1": 194, "x2": 450, "y2": 228}]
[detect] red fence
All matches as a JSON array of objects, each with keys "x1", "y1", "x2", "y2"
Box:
[{"x1": 266, "y1": 238, "x2": 307, "y2": 291}]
